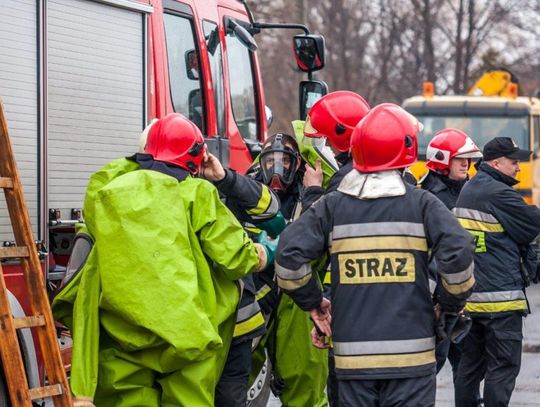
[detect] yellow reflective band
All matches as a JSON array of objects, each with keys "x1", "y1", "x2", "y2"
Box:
[
  {"x1": 465, "y1": 300, "x2": 528, "y2": 313},
  {"x1": 331, "y1": 236, "x2": 427, "y2": 254},
  {"x1": 233, "y1": 311, "x2": 265, "y2": 337},
  {"x1": 245, "y1": 226, "x2": 262, "y2": 235},
  {"x1": 247, "y1": 186, "x2": 271, "y2": 216},
  {"x1": 277, "y1": 273, "x2": 312, "y2": 291},
  {"x1": 323, "y1": 270, "x2": 332, "y2": 285},
  {"x1": 335, "y1": 350, "x2": 435, "y2": 369},
  {"x1": 339, "y1": 253, "x2": 415, "y2": 284},
  {"x1": 256, "y1": 285, "x2": 271, "y2": 301},
  {"x1": 441, "y1": 275, "x2": 475, "y2": 295},
  {"x1": 459, "y1": 218, "x2": 504, "y2": 233}
]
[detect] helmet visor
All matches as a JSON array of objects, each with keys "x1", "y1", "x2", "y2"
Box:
[{"x1": 260, "y1": 149, "x2": 298, "y2": 187}]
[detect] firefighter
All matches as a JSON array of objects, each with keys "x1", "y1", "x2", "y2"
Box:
[
  {"x1": 301, "y1": 90, "x2": 370, "y2": 208},
  {"x1": 53, "y1": 113, "x2": 271, "y2": 407},
  {"x1": 275, "y1": 103, "x2": 475, "y2": 406},
  {"x1": 200, "y1": 152, "x2": 281, "y2": 407},
  {"x1": 250, "y1": 133, "x2": 329, "y2": 407},
  {"x1": 454, "y1": 137, "x2": 540, "y2": 407},
  {"x1": 422, "y1": 129, "x2": 483, "y2": 398},
  {"x1": 423, "y1": 128, "x2": 483, "y2": 209},
  {"x1": 300, "y1": 90, "x2": 370, "y2": 405}
]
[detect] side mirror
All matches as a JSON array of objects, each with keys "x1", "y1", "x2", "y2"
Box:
[
  {"x1": 292, "y1": 34, "x2": 325, "y2": 72},
  {"x1": 265, "y1": 105, "x2": 273, "y2": 129},
  {"x1": 225, "y1": 17, "x2": 258, "y2": 52},
  {"x1": 299, "y1": 80, "x2": 328, "y2": 120},
  {"x1": 244, "y1": 139, "x2": 263, "y2": 160},
  {"x1": 185, "y1": 50, "x2": 199, "y2": 80}
]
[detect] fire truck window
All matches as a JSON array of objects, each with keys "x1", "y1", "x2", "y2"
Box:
[
  {"x1": 164, "y1": 13, "x2": 204, "y2": 132},
  {"x1": 225, "y1": 29, "x2": 258, "y2": 141},
  {"x1": 203, "y1": 21, "x2": 226, "y2": 137}
]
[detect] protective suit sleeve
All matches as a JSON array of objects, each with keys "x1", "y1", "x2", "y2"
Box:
[
  {"x1": 192, "y1": 181, "x2": 260, "y2": 280},
  {"x1": 275, "y1": 194, "x2": 335, "y2": 310},
  {"x1": 491, "y1": 187, "x2": 540, "y2": 245},
  {"x1": 422, "y1": 191, "x2": 475, "y2": 311},
  {"x1": 215, "y1": 169, "x2": 280, "y2": 222}
]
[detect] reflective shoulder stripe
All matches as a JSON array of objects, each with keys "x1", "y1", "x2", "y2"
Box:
[
  {"x1": 233, "y1": 311, "x2": 265, "y2": 337},
  {"x1": 330, "y1": 236, "x2": 428, "y2": 254},
  {"x1": 335, "y1": 350, "x2": 435, "y2": 370},
  {"x1": 277, "y1": 274, "x2": 312, "y2": 291},
  {"x1": 453, "y1": 208, "x2": 498, "y2": 223},
  {"x1": 454, "y1": 208, "x2": 504, "y2": 232},
  {"x1": 332, "y1": 222, "x2": 425, "y2": 239},
  {"x1": 333, "y1": 337, "x2": 435, "y2": 356},
  {"x1": 458, "y1": 218, "x2": 504, "y2": 233}
]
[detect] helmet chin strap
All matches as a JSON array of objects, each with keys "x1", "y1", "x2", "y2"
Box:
[{"x1": 269, "y1": 176, "x2": 286, "y2": 192}]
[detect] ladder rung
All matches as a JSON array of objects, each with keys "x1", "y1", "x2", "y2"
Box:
[
  {"x1": 13, "y1": 315, "x2": 46, "y2": 329},
  {"x1": 0, "y1": 246, "x2": 29, "y2": 259},
  {"x1": 0, "y1": 177, "x2": 14, "y2": 188},
  {"x1": 28, "y1": 383, "x2": 63, "y2": 400}
]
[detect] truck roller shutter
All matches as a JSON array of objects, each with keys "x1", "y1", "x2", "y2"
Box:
[
  {"x1": 0, "y1": 0, "x2": 39, "y2": 242},
  {"x1": 47, "y1": 0, "x2": 145, "y2": 232}
]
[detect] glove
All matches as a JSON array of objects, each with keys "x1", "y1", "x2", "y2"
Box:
[
  {"x1": 435, "y1": 311, "x2": 472, "y2": 344},
  {"x1": 253, "y1": 231, "x2": 279, "y2": 271},
  {"x1": 257, "y1": 212, "x2": 287, "y2": 239}
]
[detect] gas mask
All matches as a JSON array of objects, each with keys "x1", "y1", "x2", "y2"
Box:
[{"x1": 260, "y1": 134, "x2": 300, "y2": 192}]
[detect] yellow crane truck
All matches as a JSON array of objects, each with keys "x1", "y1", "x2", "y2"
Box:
[{"x1": 403, "y1": 69, "x2": 540, "y2": 204}]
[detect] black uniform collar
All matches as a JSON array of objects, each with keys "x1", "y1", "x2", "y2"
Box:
[
  {"x1": 127, "y1": 153, "x2": 189, "y2": 182},
  {"x1": 425, "y1": 171, "x2": 466, "y2": 193},
  {"x1": 478, "y1": 161, "x2": 519, "y2": 187},
  {"x1": 335, "y1": 152, "x2": 351, "y2": 168}
]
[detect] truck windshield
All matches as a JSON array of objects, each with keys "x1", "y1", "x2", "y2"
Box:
[{"x1": 416, "y1": 115, "x2": 530, "y2": 159}]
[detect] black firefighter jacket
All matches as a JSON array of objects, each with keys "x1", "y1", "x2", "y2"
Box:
[
  {"x1": 215, "y1": 169, "x2": 280, "y2": 342},
  {"x1": 420, "y1": 171, "x2": 466, "y2": 210},
  {"x1": 275, "y1": 170, "x2": 475, "y2": 380},
  {"x1": 455, "y1": 163, "x2": 540, "y2": 317}
]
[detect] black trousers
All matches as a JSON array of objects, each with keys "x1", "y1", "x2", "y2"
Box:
[
  {"x1": 327, "y1": 350, "x2": 339, "y2": 406},
  {"x1": 454, "y1": 313, "x2": 523, "y2": 407},
  {"x1": 338, "y1": 374, "x2": 436, "y2": 407},
  {"x1": 215, "y1": 339, "x2": 252, "y2": 407}
]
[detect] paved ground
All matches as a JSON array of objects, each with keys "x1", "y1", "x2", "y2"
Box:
[{"x1": 269, "y1": 284, "x2": 540, "y2": 406}]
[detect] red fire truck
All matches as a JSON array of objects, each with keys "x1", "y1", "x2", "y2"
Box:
[{"x1": 0, "y1": 0, "x2": 326, "y2": 404}]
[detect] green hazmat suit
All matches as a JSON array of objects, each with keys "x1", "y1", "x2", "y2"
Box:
[{"x1": 53, "y1": 157, "x2": 260, "y2": 406}]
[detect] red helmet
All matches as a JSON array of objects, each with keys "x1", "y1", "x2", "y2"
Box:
[
  {"x1": 351, "y1": 103, "x2": 420, "y2": 172},
  {"x1": 145, "y1": 113, "x2": 206, "y2": 174},
  {"x1": 304, "y1": 91, "x2": 370, "y2": 152},
  {"x1": 426, "y1": 128, "x2": 482, "y2": 174}
]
